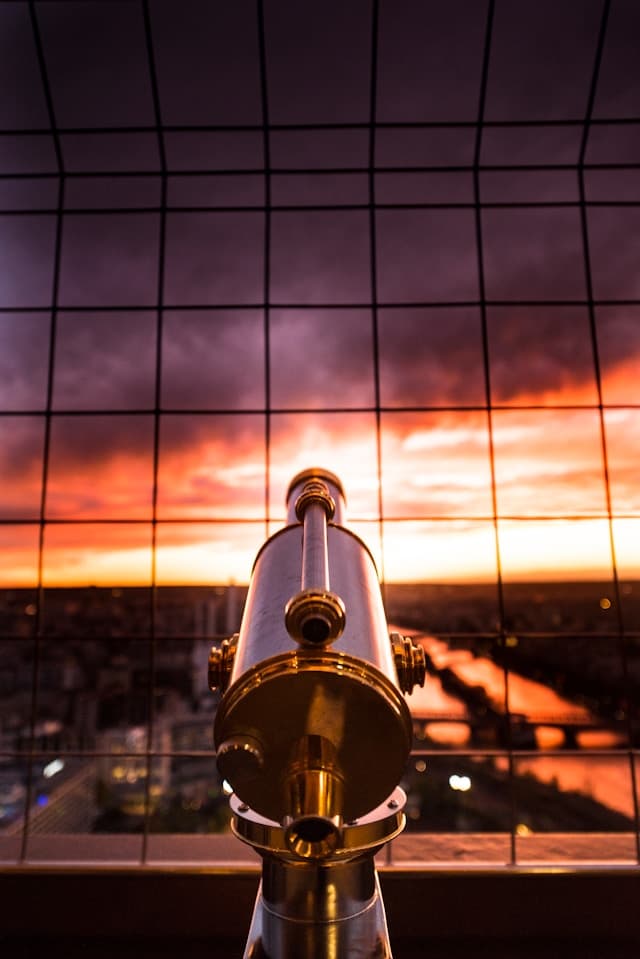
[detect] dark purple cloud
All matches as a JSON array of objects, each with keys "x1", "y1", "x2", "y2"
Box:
[
  {"x1": 0, "y1": 314, "x2": 50, "y2": 410},
  {"x1": 58, "y1": 213, "x2": 160, "y2": 307},
  {"x1": 163, "y1": 212, "x2": 264, "y2": 306},
  {"x1": 0, "y1": 215, "x2": 57, "y2": 307},
  {"x1": 161, "y1": 311, "x2": 265, "y2": 410},
  {"x1": 36, "y1": 0, "x2": 155, "y2": 128},
  {"x1": 377, "y1": 0, "x2": 487, "y2": 122},
  {"x1": 484, "y1": 0, "x2": 603, "y2": 122},
  {"x1": 0, "y1": 416, "x2": 44, "y2": 519},
  {"x1": 151, "y1": 0, "x2": 261, "y2": 126},
  {"x1": 269, "y1": 309, "x2": 374, "y2": 409},
  {"x1": 0, "y1": 4, "x2": 48, "y2": 128},
  {"x1": 53, "y1": 312, "x2": 156, "y2": 410},
  {"x1": 2, "y1": 0, "x2": 640, "y2": 533},
  {"x1": 487, "y1": 306, "x2": 599, "y2": 405},
  {"x1": 376, "y1": 208, "x2": 479, "y2": 303},
  {"x1": 378, "y1": 308, "x2": 486, "y2": 407}
]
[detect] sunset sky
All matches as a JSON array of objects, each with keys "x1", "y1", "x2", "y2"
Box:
[{"x1": 0, "y1": 0, "x2": 638, "y2": 587}]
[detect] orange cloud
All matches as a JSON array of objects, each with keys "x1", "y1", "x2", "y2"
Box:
[{"x1": 1, "y1": 357, "x2": 638, "y2": 587}]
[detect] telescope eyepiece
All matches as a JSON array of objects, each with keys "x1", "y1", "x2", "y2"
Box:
[
  {"x1": 302, "y1": 618, "x2": 330, "y2": 644},
  {"x1": 285, "y1": 815, "x2": 341, "y2": 860},
  {"x1": 283, "y1": 735, "x2": 344, "y2": 860},
  {"x1": 284, "y1": 589, "x2": 346, "y2": 646}
]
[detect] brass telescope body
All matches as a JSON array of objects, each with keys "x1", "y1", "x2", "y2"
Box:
[{"x1": 209, "y1": 469, "x2": 426, "y2": 957}]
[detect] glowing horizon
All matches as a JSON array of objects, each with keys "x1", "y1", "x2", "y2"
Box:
[
  {"x1": 1, "y1": 516, "x2": 637, "y2": 588},
  {"x1": 0, "y1": 396, "x2": 637, "y2": 588}
]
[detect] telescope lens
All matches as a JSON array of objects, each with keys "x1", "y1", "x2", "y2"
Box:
[
  {"x1": 284, "y1": 589, "x2": 346, "y2": 645},
  {"x1": 301, "y1": 616, "x2": 331, "y2": 644},
  {"x1": 285, "y1": 815, "x2": 341, "y2": 860}
]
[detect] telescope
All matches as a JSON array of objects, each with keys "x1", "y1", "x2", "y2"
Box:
[{"x1": 209, "y1": 468, "x2": 426, "y2": 957}]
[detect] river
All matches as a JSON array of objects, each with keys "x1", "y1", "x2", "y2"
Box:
[{"x1": 404, "y1": 635, "x2": 635, "y2": 820}]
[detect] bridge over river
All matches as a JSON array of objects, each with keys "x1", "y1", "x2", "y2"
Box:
[{"x1": 404, "y1": 635, "x2": 626, "y2": 750}]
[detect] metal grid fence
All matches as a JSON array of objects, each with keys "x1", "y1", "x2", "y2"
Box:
[{"x1": 0, "y1": 0, "x2": 639, "y2": 865}]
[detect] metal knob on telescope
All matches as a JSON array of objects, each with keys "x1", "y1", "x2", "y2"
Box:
[
  {"x1": 390, "y1": 631, "x2": 427, "y2": 694},
  {"x1": 207, "y1": 633, "x2": 238, "y2": 693}
]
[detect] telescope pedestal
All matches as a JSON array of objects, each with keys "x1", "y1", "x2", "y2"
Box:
[
  {"x1": 231, "y1": 789, "x2": 406, "y2": 959},
  {"x1": 243, "y1": 868, "x2": 391, "y2": 959}
]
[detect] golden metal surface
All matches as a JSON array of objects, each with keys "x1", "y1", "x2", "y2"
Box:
[
  {"x1": 285, "y1": 475, "x2": 347, "y2": 647},
  {"x1": 242, "y1": 873, "x2": 393, "y2": 958},
  {"x1": 214, "y1": 649, "x2": 412, "y2": 825},
  {"x1": 286, "y1": 467, "x2": 346, "y2": 509},
  {"x1": 284, "y1": 588, "x2": 346, "y2": 645},
  {"x1": 216, "y1": 735, "x2": 264, "y2": 790},
  {"x1": 390, "y1": 632, "x2": 427, "y2": 694},
  {"x1": 230, "y1": 787, "x2": 407, "y2": 859},
  {"x1": 232, "y1": 524, "x2": 398, "y2": 683},
  {"x1": 208, "y1": 633, "x2": 238, "y2": 693},
  {"x1": 294, "y1": 478, "x2": 336, "y2": 521},
  {"x1": 283, "y1": 735, "x2": 344, "y2": 859}
]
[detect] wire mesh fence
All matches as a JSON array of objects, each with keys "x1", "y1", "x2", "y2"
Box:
[{"x1": 0, "y1": 0, "x2": 639, "y2": 865}]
